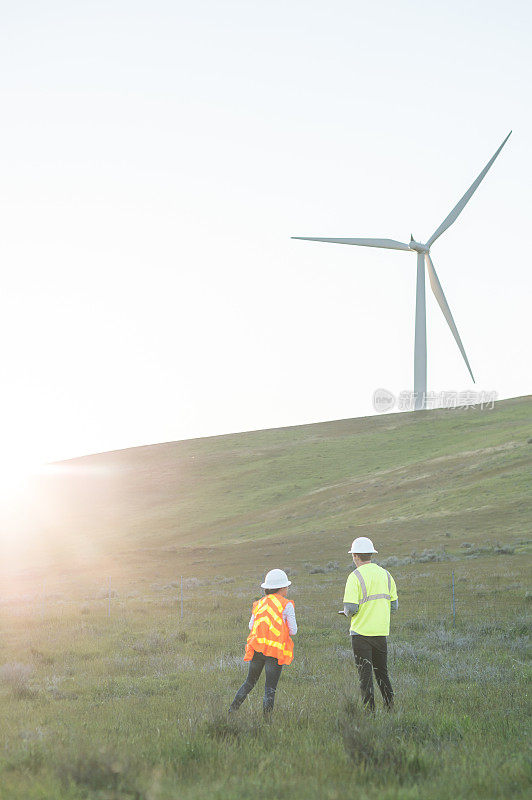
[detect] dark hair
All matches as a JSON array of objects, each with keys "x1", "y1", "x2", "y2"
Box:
[
  {"x1": 354, "y1": 553, "x2": 372, "y2": 563},
  {"x1": 264, "y1": 587, "x2": 282, "y2": 594}
]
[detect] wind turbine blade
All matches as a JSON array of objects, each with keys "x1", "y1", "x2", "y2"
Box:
[
  {"x1": 427, "y1": 131, "x2": 512, "y2": 248},
  {"x1": 292, "y1": 237, "x2": 411, "y2": 251},
  {"x1": 425, "y1": 254, "x2": 475, "y2": 383}
]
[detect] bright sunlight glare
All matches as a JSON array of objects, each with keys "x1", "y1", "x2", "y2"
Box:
[{"x1": 0, "y1": 453, "x2": 45, "y2": 504}]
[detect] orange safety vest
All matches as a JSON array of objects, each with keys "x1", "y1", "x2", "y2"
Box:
[{"x1": 244, "y1": 593, "x2": 295, "y2": 665}]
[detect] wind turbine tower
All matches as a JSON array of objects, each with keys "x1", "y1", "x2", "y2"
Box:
[{"x1": 293, "y1": 132, "x2": 511, "y2": 410}]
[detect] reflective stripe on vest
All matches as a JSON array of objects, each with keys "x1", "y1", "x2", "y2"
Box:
[
  {"x1": 353, "y1": 568, "x2": 391, "y2": 604},
  {"x1": 254, "y1": 637, "x2": 292, "y2": 655},
  {"x1": 253, "y1": 597, "x2": 283, "y2": 626}
]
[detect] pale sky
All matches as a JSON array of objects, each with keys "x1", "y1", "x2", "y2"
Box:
[{"x1": 0, "y1": 0, "x2": 530, "y2": 470}]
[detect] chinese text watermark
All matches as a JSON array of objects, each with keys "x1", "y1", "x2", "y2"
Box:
[{"x1": 372, "y1": 388, "x2": 498, "y2": 412}]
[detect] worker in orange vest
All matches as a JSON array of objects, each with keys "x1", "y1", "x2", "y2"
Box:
[{"x1": 229, "y1": 568, "x2": 297, "y2": 714}]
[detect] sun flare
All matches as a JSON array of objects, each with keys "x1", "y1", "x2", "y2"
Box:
[{"x1": 0, "y1": 455, "x2": 43, "y2": 505}]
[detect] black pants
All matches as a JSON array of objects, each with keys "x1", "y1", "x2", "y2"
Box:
[
  {"x1": 229, "y1": 651, "x2": 283, "y2": 713},
  {"x1": 351, "y1": 635, "x2": 394, "y2": 711}
]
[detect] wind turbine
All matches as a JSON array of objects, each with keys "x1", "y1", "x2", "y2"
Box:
[{"x1": 293, "y1": 132, "x2": 511, "y2": 410}]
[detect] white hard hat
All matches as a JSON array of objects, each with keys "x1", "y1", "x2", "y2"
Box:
[
  {"x1": 348, "y1": 536, "x2": 378, "y2": 554},
  {"x1": 261, "y1": 568, "x2": 291, "y2": 589}
]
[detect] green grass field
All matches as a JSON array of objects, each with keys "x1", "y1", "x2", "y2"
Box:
[{"x1": 1, "y1": 397, "x2": 531, "y2": 799}]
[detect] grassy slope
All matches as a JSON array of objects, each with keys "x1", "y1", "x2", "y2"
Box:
[
  {"x1": 0, "y1": 396, "x2": 531, "y2": 799},
  {"x1": 10, "y1": 394, "x2": 531, "y2": 584}
]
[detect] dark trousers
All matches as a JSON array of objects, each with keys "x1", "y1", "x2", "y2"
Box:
[
  {"x1": 351, "y1": 635, "x2": 394, "y2": 711},
  {"x1": 229, "y1": 651, "x2": 283, "y2": 713}
]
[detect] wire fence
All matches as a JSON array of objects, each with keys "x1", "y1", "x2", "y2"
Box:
[{"x1": 1, "y1": 564, "x2": 529, "y2": 628}]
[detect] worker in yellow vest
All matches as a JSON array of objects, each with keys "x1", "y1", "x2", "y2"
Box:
[
  {"x1": 229, "y1": 569, "x2": 297, "y2": 714},
  {"x1": 341, "y1": 537, "x2": 398, "y2": 711}
]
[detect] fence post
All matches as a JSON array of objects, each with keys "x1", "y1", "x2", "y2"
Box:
[
  {"x1": 452, "y1": 571, "x2": 456, "y2": 626},
  {"x1": 180, "y1": 575, "x2": 184, "y2": 619}
]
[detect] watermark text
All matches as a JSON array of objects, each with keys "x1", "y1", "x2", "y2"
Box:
[{"x1": 372, "y1": 388, "x2": 497, "y2": 412}]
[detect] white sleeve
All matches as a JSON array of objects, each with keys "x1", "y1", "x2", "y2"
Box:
[
  {"x1": 283, "y1": 602, "x2": 297, "y2": 635},
  {"x1": 249, "y1": 613, "x2": 254, "y2": 630}
]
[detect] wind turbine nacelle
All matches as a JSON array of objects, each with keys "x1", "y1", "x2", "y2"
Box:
[{"x1": 409, "y1": 239, "x2": 429, "y2": 254}]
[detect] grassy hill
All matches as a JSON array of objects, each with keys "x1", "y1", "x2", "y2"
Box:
[
  {"x1": 0, "y1": 396, "x2": 531, "y2": 800},
  {"x1": 6, "y1": 394, "x2": 531, "y2": 589}
]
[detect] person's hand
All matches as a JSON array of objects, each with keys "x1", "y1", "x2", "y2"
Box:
[{"x1": 337, "y1": 609, "x2": 347, "y2": 616}]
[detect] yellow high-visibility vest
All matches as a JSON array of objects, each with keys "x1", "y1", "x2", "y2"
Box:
[{"x1": 343, "y1": 563, "x2": 398, "y2": 636}]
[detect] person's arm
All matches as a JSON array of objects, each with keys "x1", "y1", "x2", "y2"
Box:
[
  {"x1": 390, "y1": 575, "x2": 398, "y2": 612},
  {"x1": 344, "y1": 602, "x2": 359, "y2": 616},
  {"x1": 283, "y1": 601, "x2": 297, "y2": 635},
  {"x1": 342, "y1": 573, "x2": 360, "y2": 622}
]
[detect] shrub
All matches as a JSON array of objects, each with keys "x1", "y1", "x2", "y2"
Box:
[
  {"x1": 339, "y1": 701, "x2": 433, "y2": 781},
  {"x1": 30, "y1": 648, "x2": 54, "y2": 665},
  {"x1": 378, "y1": 555, "x2": 414, "y2": 567},
  {"x1": 203, "y1": 716, "x2": 242, "y2": 741},
  {"x1": 325, "y1": 561, "x2": 339, "y2": 571},
  {"x1": 0, "y1": 662, "x2": 36, "y2": 698},
  {"x1": 203, "y1": 715, "x2": 261, "y2": 742},
  {"x1": 417, "y1": 549, "x2": 450, "y2": 563},
  {"x1": 464, "y1": 545, "x2": 493, "y2": 557},
  {"x1": 46, "y1": 674, "x2": 68, "y2": 700},
  {"x1": 389, "y1": 640, "x2": 439, "y2": 663},
  {"x1": 169, "y1": 577, "x2": 202, "y2": 589},
  {"x1": 55, "y1": 747, "x2": 139, "y2": 795},
  {"x1": 309, "y1": 566, "x2": 326, "y2": 574},
  {"x1": 427, "y1": 628, "x2": 474, "y2": 649},
  {"x1": 440, "y1": 660, "x2": 506, "y2": 684},
  {"x1": 6, "y1": 740, "x2": 46, "y2": 772}
]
